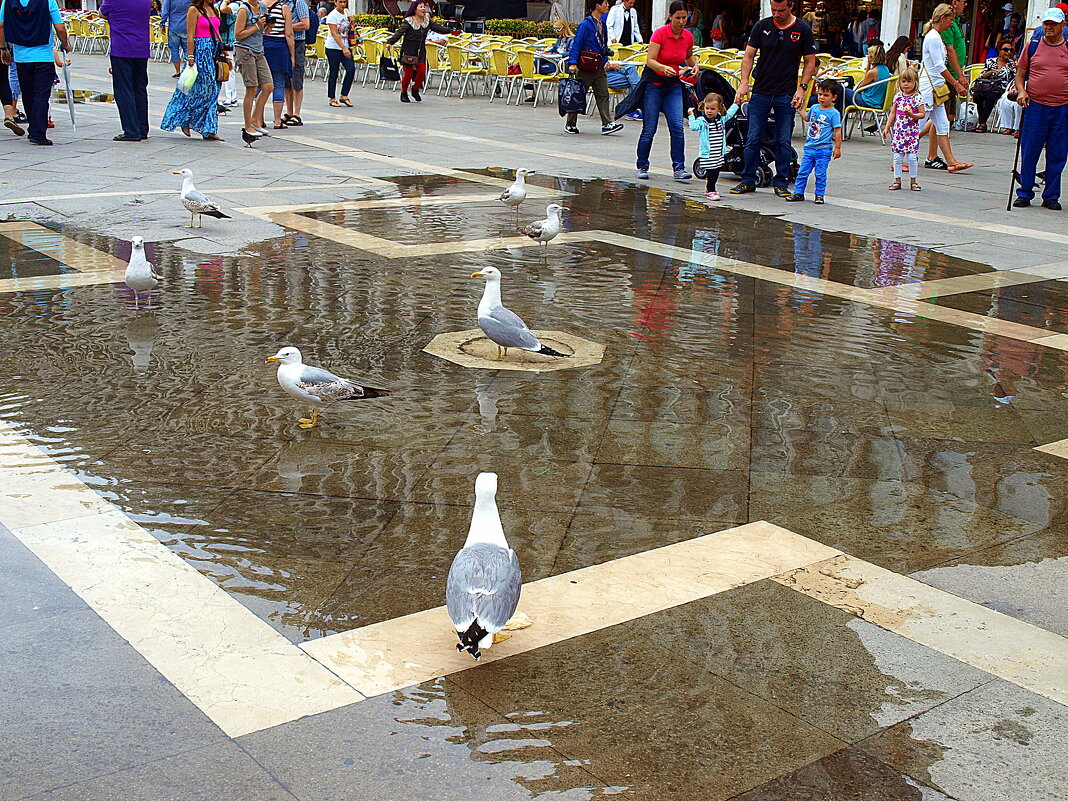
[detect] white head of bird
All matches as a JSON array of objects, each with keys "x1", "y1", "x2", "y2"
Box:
[
  {"x1": 131, "y1": 235, "x2": 145, "y2": 251},
  {"x1": 172, "y1": 168, "x2": 193, "y2": 179},
  {"x1": 546, "y1": 203, "x2": 565, "y2": 217},
  {"x1": 265, "y1": 346, "x2": 302, "y2": 366},
  {"x1": 466, "y1": 471, "x2": 505, "y2": 547},
  {"x1": 471, "y1": 267, "x2": 503, "y2": 314},
  {"x1": 516, "y1": 169, "x2": 533, "y2": 180}
]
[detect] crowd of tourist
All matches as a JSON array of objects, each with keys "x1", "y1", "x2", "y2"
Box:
[{"x1": 0, "y1": 0, "x2": 1064, "y2": 212}]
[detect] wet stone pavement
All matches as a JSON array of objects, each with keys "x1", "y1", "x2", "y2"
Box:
[{"x1": 2, "y1": 171, "x2": 1067, "y2": 801}]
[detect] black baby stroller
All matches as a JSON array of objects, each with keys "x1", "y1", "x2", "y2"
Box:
[{"x1": 689, "y1": 68, "x2": 799, "y2": 187}]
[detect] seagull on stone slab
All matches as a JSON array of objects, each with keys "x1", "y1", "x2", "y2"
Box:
[
  {"x1": 266, "y1": 346, "x2": 391, "y2": 429},
  {"x1": 124, "y1": 236, "x2": 159, "y2": 309},
  {"x1": 471, "y1": 266, "x2": 568, "y2": 360},
  {"x1": 446, "y1": 472, "x2": 526, "y2": 661},
  {"x1": 499, "y1": 169, "x2": 533, "y2": 223},
  {"x1": 172, "y1": 168, "x2": 231, "y2": 228}
]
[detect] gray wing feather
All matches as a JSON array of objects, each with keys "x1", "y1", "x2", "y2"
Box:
[
  {"x1": 300, "y1": 365, "x2": 346, "y2": 385},
  {"x1": 185, "y1": 189, "x2": 214, "y2": 206},
  {"x1": 446, "y1": 543, "x2": 522, "y2": 632},
  {"x1": 478, "y1": 306, "x2": 541, "y2": 350}
]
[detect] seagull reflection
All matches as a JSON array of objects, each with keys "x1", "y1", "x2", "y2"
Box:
[
  {"x1": 475, "y1": 374, "x2": 519, "y2": 433},
  {"x1": 126, "y1": 313, "x2": 158, "y2": 371}
]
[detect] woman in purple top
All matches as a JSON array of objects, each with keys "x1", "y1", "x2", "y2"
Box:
[{"x1": 100, "y1": 0, "x2": 151, "y2": 141}]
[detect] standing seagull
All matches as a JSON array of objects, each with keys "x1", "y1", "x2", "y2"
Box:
[
  {"x1": 446, "y1": 472, "x2": 522, "y2": 661},
  {"x1": 124, "y1": 236, "x2": 159, "y2": 309},
  {"x1": 471, "y1": 266, "x2": 568, "y2": 360},
  {"x1": 266, "y1": 346, "x2": 391, "y2": 429},
  {"x1": 499, "y1": 168, "x2": 533, "y2": 224},
  {"x1": 519, "y1": 203, "x2": 565, "y2": 249},
  {"x1": 172, "y1": 168, "x2": 231, "y2": 228}
]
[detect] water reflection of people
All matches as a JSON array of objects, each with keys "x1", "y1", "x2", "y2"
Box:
[
  {"x1": 679, "y1": 228, "x2": 720, "y2": 281},
  {"x1": 792, "y1": 224, "x2": 822, "y2": 278}
]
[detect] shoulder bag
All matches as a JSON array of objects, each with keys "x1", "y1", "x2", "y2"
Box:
[
  {"x1": 202, "y1": 11, "x2": 231, "y2": 82},
  {"x1": 577, "y1": 16, "x2": 605, "y2": 72},
  {"x1": 920, "y1": 60, "x2": 950, "y2": 106},
  {"x1": 397, "y1": 22, "x2": 420, "y2": 66}
]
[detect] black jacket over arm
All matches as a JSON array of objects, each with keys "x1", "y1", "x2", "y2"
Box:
[{"x1": 387, "y1": 17, "x2": 452, "y2": 63}]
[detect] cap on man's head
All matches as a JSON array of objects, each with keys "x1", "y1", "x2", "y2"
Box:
[
  {"x1": 1002, "y1": 2, "x2": 1012, "y2": 8},
  {"x1": 1041, "y1": 6, "x2": 1065, "y2": 22}
]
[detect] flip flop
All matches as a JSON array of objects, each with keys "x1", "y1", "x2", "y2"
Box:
[
  {"x1": 888, "y1": 181, "x2": 901, "y2": 190},
  {"x1": 948, "y1": 162, "x2": 973, "y2": 173},
  {"x1": 910, "y1": 182, "x2": 922, "y2": 191},
  {"x1": 329, "y1": 98, "x2": 341, "y2": 107}
]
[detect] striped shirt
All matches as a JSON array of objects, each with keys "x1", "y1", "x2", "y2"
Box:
[{"x1": 263, "y1": 0, "x2": 288, "y2": 38}]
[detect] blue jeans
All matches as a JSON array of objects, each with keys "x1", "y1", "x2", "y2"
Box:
[
  {"x1": 168, "y1": 31, "x2": 188, "y2": 64},
  {"x1": 111, "y1": 56, "x2": 149, "y2": 138},
  {"x1": 1017, "y1": 99, "x2": 1068, "y2": 203},
  {"x1": 637, "y1": 80, "x2": 685, "y2": 172},
  {"x1": 793, "y1": 146, "x2": 832, "y2": 196},
  {"x1": 606, "y1": 64, "x2": 640, "y2": 91},
  {"x1": 742, "y1": 91, "x2": 796, "y2": 187},
  {"x1": 14, "y1": 62, "x2": 55, "y2": 140}
]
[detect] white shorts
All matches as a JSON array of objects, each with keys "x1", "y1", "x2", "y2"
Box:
[{"x1": 924, "y1": 101, "x2": 950, "y2": 136}]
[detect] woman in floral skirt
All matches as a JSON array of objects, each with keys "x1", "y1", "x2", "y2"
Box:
[{"x1": 161, "y1": 0, "x2": 227, "y2": 140}]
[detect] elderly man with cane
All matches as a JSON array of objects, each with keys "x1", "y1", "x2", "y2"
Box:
[{"x1": 1011, "y1": 7, "x2": 1068, "y2": 210}]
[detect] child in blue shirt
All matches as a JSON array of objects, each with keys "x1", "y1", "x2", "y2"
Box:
[
  {"x1": 787, "y1": 79, "x2": 842, "y2": 204},
  {"x1": 686, "y1": 92, "x2": 739, "y2": 201}
]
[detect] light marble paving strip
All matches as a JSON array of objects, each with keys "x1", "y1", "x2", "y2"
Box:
[
  {"x1": 0, "y1": 268, "x2": 127, "y2": 296},
  {"x1": 0, "y1": 221, "x2": 126, "y2": 273},
  {"x1": 869, "y1": 261, "x2": 1068, "y2": 300},
  {"x1": 572, "y1": 230, "x2": 1068, "y2": 349},
  {"x1": 301, "y1": 522, "x2": 842, "y2": 698},
  {"x1": 0, "y1": 423, "x2": 363, "y2": 737},
  {"x1": 772, "y1": 555, "x2": 1068, "y2": 706},
  {"x1": 1034, "y1": 437, "x2": 1068, "y2": 459},
  {"x1": 238, "y1": 192, "x2": 514, "y2": 217},
  {"x1": 261, "y1": 210, "x2": 584, "y2": 258}
]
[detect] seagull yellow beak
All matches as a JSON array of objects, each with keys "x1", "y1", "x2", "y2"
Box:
[
  {"x1": 171, "y1": 171, "x2": 182, "y2": 175},
  {"x1": 265, "y1": 355, "x2": 280, "y2": 363},
  {"x1": 471, "y1": 272, "x2": 484, "y2": 278}
]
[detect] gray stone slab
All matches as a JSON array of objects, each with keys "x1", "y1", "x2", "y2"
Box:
[
  {"x1": 239, "y1": 682, "x2": 616, "y2": 801},
  {"x1": 0, "y1": 525, "x2": 88, "y2": 632},
  {"x1": 0, "y1": 609, "x2": 225, "y2": 799},
  {"x1": 25, "y1": 742, "x2": 299, "y2": 801},
  {"x1": 860, "y1": 679, "x2": 1068, "y2": 801}
]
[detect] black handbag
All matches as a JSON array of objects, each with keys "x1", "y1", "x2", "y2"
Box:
[
  {"x1": 558, "y1": 76, "x2": 588, "y2": 116},
  {"x1": 613, "y1": 77, "x2": 647, "y2": 119},
  {"x1": 399, "y1": 53, "x2": 419, "y2": 67},
  {"x1": 379, "y1": 55, "x2": 401, "y2": 82}
]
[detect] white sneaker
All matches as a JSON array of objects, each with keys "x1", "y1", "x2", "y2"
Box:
[{"x1": 706, "y1": 191, "x2": 720, "y2": 201}]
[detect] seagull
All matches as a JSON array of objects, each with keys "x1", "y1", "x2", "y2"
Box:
[
  {"x1": 446, "y1": 472, "x2": 523, "y2": 661},
  {"x1": 499, "y1": 168, "x2": 533, "y2": 223},
  {"x1": 124, "y1": 236, "x2": 159, "y2": 309},
  {"x1": 519, "y1": 203, "x2": 565, "y2": 249},
  {"x1": 241, "y1": 128, "x2": 261, "y2": 148},
  {"x1": 471, "y1": 266, "x2": 568, "y2": 360},
  {"x1": 172, "y1": 168, "x2": 231, "y2": 228},
  {"x1": 265, "y1": 346, "x2": 390, "y2": 429}
]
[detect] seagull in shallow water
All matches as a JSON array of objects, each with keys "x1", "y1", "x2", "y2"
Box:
[
  {"x1": 266, "y1": 346, "x2": 391, "y2": 429},
  {"x1": 172, "y1": 168, "x2": 231, "y2": 228},
  {"x1": 499, "y1": 168, "x2": 533, "y2": 223},
  {"x1": 471, "y1": 266, "x2": 568, "y2": 360},
  {"x1": 519, "y1": 203, "x2": 565, "y2": 248},
  {"x1": 446, "y1": 472, "x2": 524, "y2": 660},
  {"x1": 124, "y1": 236, "x2": 159, "y2": 309}
]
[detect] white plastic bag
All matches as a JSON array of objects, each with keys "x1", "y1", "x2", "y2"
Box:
[{"x1": 177, "y1": 64, "x2": 198, "y2": 95}]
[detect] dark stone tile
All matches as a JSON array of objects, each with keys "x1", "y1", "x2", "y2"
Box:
[
  {"x1": 0, "y1": 525, "x2": 87, "y2": 632},
  {"x1": 595, "y1": 418, "x2": 750, "y2": 470},
  {"x1": 0, "y1": 610, "x2": 224, "y2": 799},
  {"x1": 910, "y1": 524, "x2": 1068, "y2": 637},
  {"x1": 26, "y1": 742, "x2": 299, "y2": 801},
  {"x1": 729, "y1": 747, "x2": 953, "y2": 800},
  {"x1": 859, "y1": 680, "x2": 1068, "y2": 801},
  {"x1": 759, "y1": 479, "x2": 1043, "y2": 573},
  {"x1": 578, "y1": 464, "x2": 749, "y2": 523},
  {"x1": 446, "y1": 610, "x2": 845, "y2": 801},
  {"x1": 239, "y1": 682, "x2": 614, "y2": 801},
  {"x1": 749, "y1": 428, "x2": 908, "y2": 479}
]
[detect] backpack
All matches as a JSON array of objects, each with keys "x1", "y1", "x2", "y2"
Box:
[{"x1": 305, "y1": 10, "x2": 317, "y2": 47}]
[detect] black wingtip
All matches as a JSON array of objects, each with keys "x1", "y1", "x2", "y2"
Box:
[
  {"x1": 361, "y1": 386, "x2": 392, "y2": 399},
  {"x1": 205, "y1": 210, "x2": 231, "y2": 219},
  {"x1": 457, "y1": 620, "x2": 487, "y2": 660},
  {"x1": 537, "y1": 345, "x2": 569, "y2": 358}
]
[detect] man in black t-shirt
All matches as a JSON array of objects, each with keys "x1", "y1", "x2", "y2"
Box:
[{"x1": 729, "y1": 0, "x2": 817, "y2": 195}]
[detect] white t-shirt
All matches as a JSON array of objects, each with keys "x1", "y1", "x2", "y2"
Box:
[
  {"x1": 919, "y1": 27, "x2": 947, "y2": 105},
  {"x1": 324, "y1": 9, "x2": 349, "y2": 49}
]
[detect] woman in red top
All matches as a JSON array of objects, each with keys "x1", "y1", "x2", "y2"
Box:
[{"x1": 636, "y1": 0, "x2": 697, "y2": 180}]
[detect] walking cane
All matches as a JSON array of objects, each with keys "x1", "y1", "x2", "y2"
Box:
[{"x1": 1006, "y1": 104, "x2": 1025, "y2": 211}]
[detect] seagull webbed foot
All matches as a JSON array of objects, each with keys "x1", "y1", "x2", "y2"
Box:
[{"x1": 297, "y1": 409, "x2": 320, "y2": 429}]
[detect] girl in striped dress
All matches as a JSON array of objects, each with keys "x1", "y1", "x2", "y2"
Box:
[{"x1": 687, "y1": 92, "x2": 738, "y2": 201}]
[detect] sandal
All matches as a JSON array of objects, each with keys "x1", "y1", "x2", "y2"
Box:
[
  {"x1": 287, "y1": 115, "x2": 303, "y2": 126},
  {"x1": 910, "y1": 180, "x2": 922, "y2": 191},
  {"x1": 888, "y1": 180, "x2": 901, "y2": 190},
  {"x1": 273, "y1": 122, "x2": 288, "y2": 129},
  {"x1": 281, "y1": 113, "x2": 294, "y2": 123},
  {"x1": 339, "y1": 96, "x2": 353, "y2": 107},
  {"x1": 976, "y1": 123, "x2": 986, "y2": 133},
  {"x1": 4, "y1": 117, "x2": 25, "y2": 136},
  {"x1": 947, "y1": 162, "x2": 973, "y2": 173},
  {"x1": 203, "y1": 133, "x2": 225, "y2": 141},
  {"x1": 329, "y1": 98, "x2": 341, "y2": 107}
]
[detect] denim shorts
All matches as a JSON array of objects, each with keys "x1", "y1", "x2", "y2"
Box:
[{"x1": 167, "y1": 30, "x2": 188, "y2": 62}]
